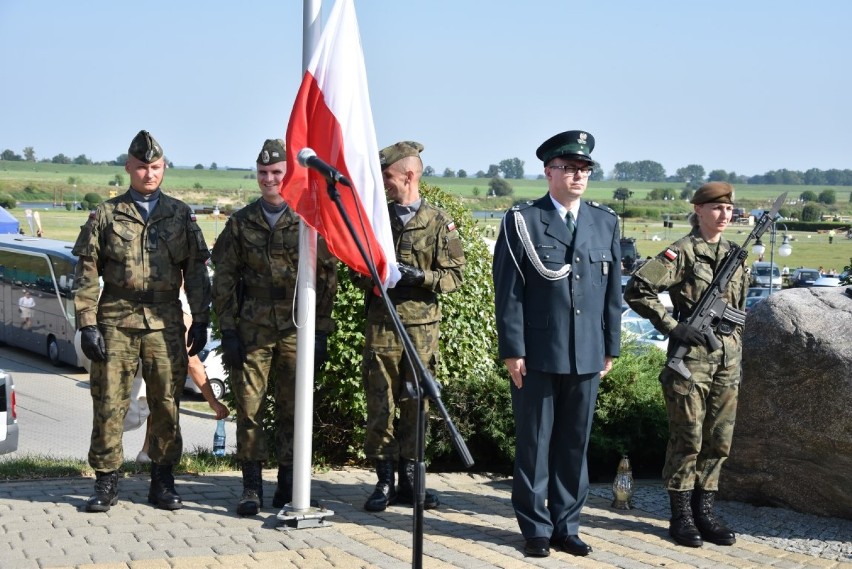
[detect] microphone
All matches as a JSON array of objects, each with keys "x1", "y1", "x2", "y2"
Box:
[{"x1": 297, "y1": 148, "x2": 353, "y2": 187}]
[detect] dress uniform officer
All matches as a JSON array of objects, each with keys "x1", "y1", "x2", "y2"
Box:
[
  {"x1": 624, "y1": 182, "x2": 746, "y2": 548},
  {"x1": 493, "y1": 130, "x2": 622, "y2": 558},
  {"x1": 74, "y1": 130, "x2": 211, "y2": 512}
]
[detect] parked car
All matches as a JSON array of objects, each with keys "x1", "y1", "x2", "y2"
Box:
[
  {"x1": 0, "y1": 369, "x2": 18, "y2": 455},
  {"x1": 622, "y1": 317, "x2": 669, "y2": 351},
  {"x1": 744, "y1": 295, "x2": 766, "y2": 312},
  {"x1": 185, "y1": 339, "x2": 228, "y2": 400},
  {"x1": 746, "y1": 287, "x2": 771, "y2": 300},
  {"x1": 789, "y1": 268, "x2": 821, "y2": 288},
  {"x1": 812, "y1": 276, "x2": 841, "y2": 287},
  {"x1": 750, "y1": 261, "x2": 782, "y2": 288}
]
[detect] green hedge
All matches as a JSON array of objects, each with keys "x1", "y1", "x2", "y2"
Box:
[{"x1": 222, "y1": 184, "x2": 669, "y2": 480}]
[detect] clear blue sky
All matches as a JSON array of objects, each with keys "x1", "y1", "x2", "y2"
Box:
[{"x1": 1, "y1": 0, "x2": 849, "y2": 179}]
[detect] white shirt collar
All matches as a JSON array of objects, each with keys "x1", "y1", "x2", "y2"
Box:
[{"x1": 549, "y1": 194, "x2": 580, "y2": 222}]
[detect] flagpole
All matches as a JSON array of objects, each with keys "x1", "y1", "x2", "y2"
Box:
[{"x1": 288, "y1": 0, "x2": 322, "y2": 517}]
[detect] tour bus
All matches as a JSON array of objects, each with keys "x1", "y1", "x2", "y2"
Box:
[{"x1": 0, "y1": 234, "x2": 83, "y2": 367}]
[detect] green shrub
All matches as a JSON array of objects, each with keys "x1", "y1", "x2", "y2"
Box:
[
  {"x1": 313, "y1": 182, "x2": 506, "y2": 468},
  {"x1": 83, "y1": 192, "x2": 102, "y2": 210},
  {"x1": 0, "y1": 193, "x2": 16, "y2": 208},
  {"x1": 589, "y1": 340, "x2": 668, "y2": 480},
  {"x1": 219, "y1": 184, "x2": 671, "y2": 479}
]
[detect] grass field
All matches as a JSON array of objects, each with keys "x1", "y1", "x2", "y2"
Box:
[{"x1": 2, "y1": 160, "x2": 851, "y2": 273}]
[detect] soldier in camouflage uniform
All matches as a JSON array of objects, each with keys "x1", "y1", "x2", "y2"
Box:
[
  {"x1": 624, "y1": 182, "x2": 747, "y2": 548},
  {"x1": 211, "y1": 139, "x2": 337, "y2": 516},
  {"x1": 73, "y1": 130, "x2": 211, "y2": 512},
  {"x1": 359, "y1": 141, "x2": 465, "y2": 513}
]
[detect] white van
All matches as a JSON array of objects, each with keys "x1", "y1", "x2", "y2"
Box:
[{"x1": 751, "y1": 261, "x2": 782, "y2": 288}]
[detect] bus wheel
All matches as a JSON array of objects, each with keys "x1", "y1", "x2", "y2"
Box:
[{"x1": 47, "y1": 336, "x2": 62, "y2": 367}]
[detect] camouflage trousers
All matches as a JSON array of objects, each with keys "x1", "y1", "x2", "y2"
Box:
[
  {"x1": 230, "y1": 328, "x2": 297, "y2": 464},
  {"x1": 363, "y1": 320, "x2": 439, "y2": 461},
  {"x1": 659, "y1": 358, "x2": 740, "y2": 492},
  {"x1": 89, "y1": 324, "x2": 187, "y2": 471}
]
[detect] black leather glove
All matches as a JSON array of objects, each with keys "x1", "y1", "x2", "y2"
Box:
[
  {"x1": 186, "y1": 322, "x2": 208, "y2": 357},
  {"x1": 80, "y1": 325, "x2": 106, "y2": 363},
  {"x1": 314, "y1": 332, "x2": 329, "y2": 371},
  {"x1": 670, "y1": 323, "x2": 706, "y2": 347},
  {"x1": 220, "y1": 329, "x2": 246, "y2": 370},
  {"x1": 397, "y1": 263, "x2": 425, "y2": 286}
]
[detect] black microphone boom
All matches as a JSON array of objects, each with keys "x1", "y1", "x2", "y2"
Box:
[{"x1": 297, "y1": 148, "x2": 353, "y2": 187}]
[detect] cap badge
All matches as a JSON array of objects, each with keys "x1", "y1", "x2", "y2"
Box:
[{"x1": 261, "y1": 150, "x2": 270, "y2": 164}]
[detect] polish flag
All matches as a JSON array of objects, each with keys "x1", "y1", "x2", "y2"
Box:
[{"x1": 279, "y1": 0, "x2": 399, "y2": 287}]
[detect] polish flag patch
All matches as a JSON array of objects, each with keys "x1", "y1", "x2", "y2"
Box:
[
  {"x1": 447, "y1": 222, "x2": 456, "y2": 232},
  {"x1": 663, "y1": 248, "x2": 678, "y2": 261}
]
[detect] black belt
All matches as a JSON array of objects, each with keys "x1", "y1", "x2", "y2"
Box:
[
  {"x1": 244, "y1": 285, "x2": 289, "y2": 300},
  {"x1": 103, "y1": 283, "x2": 180, "y2": 304}
]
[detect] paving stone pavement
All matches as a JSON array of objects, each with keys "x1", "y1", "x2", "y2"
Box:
[{"x1": 0, "y1": 467, "x2": 849, "y2": 569}]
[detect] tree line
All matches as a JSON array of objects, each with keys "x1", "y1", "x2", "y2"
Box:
[
  {"x1": 611, "y1": 161, "x2": 852, "y2": 187},
  {"x1": 5, "y1": 146, "x2": 852, "y2": 187}
]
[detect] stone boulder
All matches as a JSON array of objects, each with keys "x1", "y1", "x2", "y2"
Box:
[{"x1": 721, "y1": 286, "x2": 852, "y2": 519}]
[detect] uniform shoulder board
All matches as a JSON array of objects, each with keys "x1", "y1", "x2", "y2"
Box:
[
  {"x1": 509, "y1": 200, "x2": 533, "y2": 212},
  {"x1": 586, "y1": 200, "x2": 617, "y2": 215}
]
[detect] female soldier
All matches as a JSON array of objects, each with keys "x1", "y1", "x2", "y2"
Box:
[{"x1": 624, "y1": 182, "x2": 747, "y2": 548}]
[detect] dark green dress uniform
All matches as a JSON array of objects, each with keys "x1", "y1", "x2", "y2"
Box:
[
  {"x1": 624, "y1": 228, "x2": 748, "y2": 492},
  {"x1": 362, "y1": 199, "x2": 465, "y2": 461},
  {"x1": 493, "y1": 195, "x2": 622, "y2": 543},
  {"x1": 211, "y1": 200, "x2": 337, "y2": 464},
  {"x1": 73, "y1": 191, "x2": 210, "y2": 470}
]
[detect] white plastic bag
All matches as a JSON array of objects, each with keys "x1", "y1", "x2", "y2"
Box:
[{"x1": 123, "y1": 362, "x2": 150, "y2": 431}]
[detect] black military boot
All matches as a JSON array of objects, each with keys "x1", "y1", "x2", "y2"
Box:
[
  {"x1": 237, "y1": 461, "x2": 264, "y2": 516},
  {"x1": 692, "y1": 488, "x2": 736, "y2": 545},
  {"x1": 272, "y1": 465, "x2": 294, "y2": 509},
  {"x1": 396, "y1": 458, "x2": 439, "y2": 510},
  {"x1": 148, "y1": 463, "x2": 183, "y2": 510},
  {"x1": 85, "y1": 470, "x2": 119, "y2": 512},
  {"x1": 668, "y1": 490, "x2": 703, "y2": 547},
  {"x1": 364, "y1": 460, "x2": 396, "y2": 512}
]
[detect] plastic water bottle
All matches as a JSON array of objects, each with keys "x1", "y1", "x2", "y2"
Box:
[{"x1": 213, "y1": 419, "x2": 226, "y2": 457}]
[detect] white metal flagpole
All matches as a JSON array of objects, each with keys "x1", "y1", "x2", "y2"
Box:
[{"x1": 287, "y1": 0, "x2": 322, "y2": 519}]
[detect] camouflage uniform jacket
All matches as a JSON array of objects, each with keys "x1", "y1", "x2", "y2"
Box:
[
  {"x1": 624, "y1": 227, "x2": 749, "y2": 365},
  {"x1": 211, "y1": 199, "x2": 337, "y2": 339},
  {"x1": 72, "y1": 190, "x2": 211, "y2": 330},
  {"x1": 364, "y1": 199, "x2": 465, "y2": 325}
]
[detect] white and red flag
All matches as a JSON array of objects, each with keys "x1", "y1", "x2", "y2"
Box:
[{"x1": 280, "y1": 0, "x2": 399, "y2": 287}]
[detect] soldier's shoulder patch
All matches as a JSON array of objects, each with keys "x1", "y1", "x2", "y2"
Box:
[
  {"x1": 661, "y1": 247, "x2": 678, "y2": 262},
  {"x1": 88, "y1": 211, "x2": 97, "y2": 220},
  {"x1": 446, "y1": 221, "x2": 456, "y2": 232},
  {"x1": 587, "y1": 200, "x2": 617, "y2": 215},
  {"x1": 510, "y1": 200, "x2": 533, "y2": 212}
]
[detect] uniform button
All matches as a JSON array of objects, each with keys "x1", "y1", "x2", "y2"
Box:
[
  {"x1": 575, "y1": 257, "x2": 581, "y2": 262},
  {"x1": 575, "y1": 309, "x2": 581, "y2": 314},
  {"x1": 575, "y1": 275, "x2": 580, "y2": 279}
]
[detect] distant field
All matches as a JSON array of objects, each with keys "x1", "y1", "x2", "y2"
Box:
[
  {"x1": 12, "y1": 205, "x2": 852, "y2": 276},
  {"x1": 2, "y1": 161, "x2": 851, "y2": 273}
]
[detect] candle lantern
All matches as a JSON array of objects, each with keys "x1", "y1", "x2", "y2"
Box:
[{"x1": 611, "y1": 454, "x2": 634, "y2": 510}]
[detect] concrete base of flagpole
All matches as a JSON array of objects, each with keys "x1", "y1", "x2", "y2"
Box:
[{"x1": 276, "y1": 504, "x2": 335, "y2": 529}]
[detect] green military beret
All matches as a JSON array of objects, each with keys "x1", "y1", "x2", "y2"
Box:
[
  {"x1": 691, "y1": 182, "x2": 735, "y2": 205},
  {"x1": 257, "y1": 139, "x2": 286, "y2": 165},
  {"x1": 536, "y1": 130, "x2": 595, "y2": 165},
  {"x1": 128, "y1": 130, "x2": 164, "y2": 164},
  {"x1": 379, "y1": 141, "x2": 424, "y2": 168}
]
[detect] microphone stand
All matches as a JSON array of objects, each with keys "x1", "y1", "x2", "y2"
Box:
[{"x1": 321, "y1": 176, "x2": 474, "y2": 569}]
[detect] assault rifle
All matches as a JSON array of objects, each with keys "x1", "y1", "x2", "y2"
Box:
[{"x1": 667, "y1": 192, "x2": 788, "y2": 379}]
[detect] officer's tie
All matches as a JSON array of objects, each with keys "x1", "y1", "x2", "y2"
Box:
[{"x1": 565, "y1": 211, "x2": 576, "y2": 245}]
